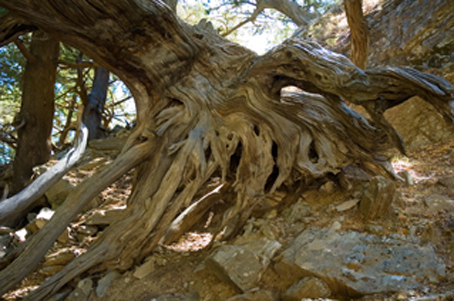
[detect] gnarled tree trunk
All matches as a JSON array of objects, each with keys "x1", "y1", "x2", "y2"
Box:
[{"x1": 0, "y1": 1, "x2": 453, "y2": 300}]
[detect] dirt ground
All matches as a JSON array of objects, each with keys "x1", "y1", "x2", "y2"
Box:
[{"x1": 3, "y1": 138, "x2": 454, "y2": 300}]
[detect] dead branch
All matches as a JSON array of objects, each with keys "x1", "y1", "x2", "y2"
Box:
[{"x1": 0, "y1": 123, "x2": 88, "y2": 226}]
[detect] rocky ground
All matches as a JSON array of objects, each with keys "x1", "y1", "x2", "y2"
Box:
[{"x1": 2, "y1": 134, "x2": 454, "y2": 301}]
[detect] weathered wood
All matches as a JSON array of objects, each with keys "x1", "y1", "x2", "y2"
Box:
[
  {"x1": 161, "y1": 183, "x2": 227, "y2": 245},
  {"x1": 249, "y1": 39, "x2": 454, "y2": 153},
  {"x1": 0, "y1": 124, "x2": 88, "y2": 226},
  {"x1": 0, "y1": 1, "x2": 453, "y2": 300},
  {"x1": 0, "y1": 137, "x2": 152, "y2": 295}
]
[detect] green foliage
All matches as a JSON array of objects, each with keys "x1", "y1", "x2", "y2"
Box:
[
  {"x1": 0, "y1": 38, "x2": 135, "y2": 164},
  {"x1": 177, "y1": 0, "x2": 340, "y2": 54}
]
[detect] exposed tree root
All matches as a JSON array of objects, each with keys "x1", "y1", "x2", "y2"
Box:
[
  {"x1": 1, "y1": 2, "x2": 454, "y2": 300},
  {"x1": 0, "y1": 138, "x2": 152, "y2": 295}
]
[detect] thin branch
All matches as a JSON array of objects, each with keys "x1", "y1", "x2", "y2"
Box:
[
  {"x1": 14, "y1": 37, "x2": 34, "y2": 62},
  {"x1": 58, "y1": 60, "x2": 99, "y2": 69},
  {"x1": 222, "y1": 0, "x2": 318, "y2": 37},
  {"x1": 76, "y1": 52, "x2": 90, "y2": 107}
]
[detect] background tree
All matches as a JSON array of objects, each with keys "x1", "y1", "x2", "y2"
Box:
[{"x1": 10, "y1": 31, "x2": 59, "y2": 195}]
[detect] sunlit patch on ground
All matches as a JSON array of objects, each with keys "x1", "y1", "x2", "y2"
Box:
[
  {"x1": 392, "y1": 157, "x2": 429, "y2": 183},
  {"x1": 165, "y1": 232, "x2": 213, "y2": 252}
]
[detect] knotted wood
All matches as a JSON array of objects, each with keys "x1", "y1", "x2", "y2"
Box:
[{"x1": 0, "y1": 1, "x2": 453, "y2": 299}]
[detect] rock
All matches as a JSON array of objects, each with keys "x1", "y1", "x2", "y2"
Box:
[
  {"x1": 14, "y1": 228, "x2": 29, "y2": 242},
  {"x1": 45, "y1": 287, "x2": 73, "y2": 301},
  {"x1": 283, "y1": 277, "x2": 331, "y2": 300},
  {"x1": 205, "y1": 238, "x2": 281, "y2": 292},
  {"x1": 226, "y1": 290, "x2": 276, "y2": 301},
  {"x1": 335, "y1": 199, "x2": 360, "y2": 212},
  {"x1": 85, "y1": 209, "x2": 125, "y2": 226},
  {"x1": 37, "y1": 207, "x2": 55, "y2": 220},
  {"x1": 338, "y1": 165, "x2": 372, "y2": 190},
  {"x1": 425, "y1": 194, "x2": 454, "y2": 213},
  {"x1": 34, "y1": 207, "x2": 55, "y2": 229},
  {"x1": 0, "y1": 234, "x2": 11, "y2": 259},
  {"x1": 40, "y1": 265, "x2": 65, "y2": 277},
  {"x1": 77, "y1": 225, "x2": 98, "y2": 236},
  {"x1": 275, "y1": 228, "x2": 446, "y2": 297},
  {"x1": 282, "y1": 202, "x2": 311, "y2": 224},
  {"x1": 365, "y1": 224, "x2": 384, "y2": 235},
  {"x1": 359, "y1": 176, "x2": 399, "y2": 220},
  {"x1": 66, "y1": 278, "x2": 93, "y2": 301},
  {"x1": 57, "y1": 227, "x2": 71, "y2": 244},
  {"x1": 384, "y1": 97, "x2": 454, "y2": 149},
  {"x1": 96, "y1": 271, "x2": 121, "y2": 297},
  {"x1": 133, "y1": 258, "x2": 155, "y2": 279},
  {"x1": 0, "y1": 226, "x2": 14, "y2": 235},
  {"x1": 319, "y1": 181, "x2": 335, "y2": 193},
  {"x1": 205, "y1": 245, "x2": 263, "y2": 292},
  {"x1": 83, "y1": 195, "x2": 104, "y2": 212},
  {"x1": 240, "y1": 237, "x2": 282, "y2": 261},
  {"x1": 35, "y1": 219, "x2": 47, "y2": 229},
  {"x1": 78, "y1": 157, "x2": 110, "y2": 171},
  {"x1": 150, "y1": 293, "x2": 198, "y2": 301},
  {"x1": 46, "y1": 179, "x2": 74, "y2": 209},
  {"x1": 44, "y1": 249, "x2": 75, "y2": 267},
  {"x1": 331, "y1": 221, "x2": 342, "y2": 230}
]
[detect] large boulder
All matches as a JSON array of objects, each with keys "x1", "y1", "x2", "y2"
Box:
[
  {"x1": 275, "y1": 228, "x2": 446, "y2": 297},
  {"x1": 203, "y1": 237, "x2": 281, "y2": 292}
]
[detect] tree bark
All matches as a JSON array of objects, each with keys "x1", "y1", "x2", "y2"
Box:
[
  {"x1": 344, "y1": 0, "x2": 369, "y2": 69},
  {"x1": 11, "y1": 31, "x2": 59, "y2": 197},
  {"x1": 0, "y1": 1, "x2": 453, "y2": 299},
  {"x1": 82, "y1": 67, "x2": 109, "y2": 140},
  {"x1": 0, "y1": 123, "x2": 88, "y2": 227}
]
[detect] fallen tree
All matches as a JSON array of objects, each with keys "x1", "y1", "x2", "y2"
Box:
[{"x1": 0, "y1": 1, "x2": 453, "y2": 299}]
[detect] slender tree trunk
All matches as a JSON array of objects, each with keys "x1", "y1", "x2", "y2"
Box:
[
  {"x1": 12, "y1": 31, "x2": 59, "y2": 195},
  {"x1": 344, "y1": 0, "x2": 369, "y2": 69},
  {"x1": 82, "y1": 67, "x2": 109, "y2": 140},
  {"x1": 57, "y1": 94, "x2": 77, "y2": 146}
]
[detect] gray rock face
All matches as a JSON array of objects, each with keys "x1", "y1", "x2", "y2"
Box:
[
  {"x1": 275, "y1": 228, "x2": 446, "y2": 297},
  {"x1": 96, "y1": 271, "x2": 121, "y2": 297},
  {"x1": 66, "y1": 278, "x2": 93, "y2": 301},
  {"x1": 205, "y1": 245, "x2": 265, "y2": 292},
  {"x1": 204, "y1": 238, "x2": 281, "y2": 292}
]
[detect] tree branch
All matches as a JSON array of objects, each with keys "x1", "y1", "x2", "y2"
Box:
[
  {"x1": 58, "y1": 60, "x2": 99, "y2": 69},
  {"x1": 13, "y1": 37, "x2": 35, "y2": 62},
  {"x1": 0, "y1": 122, "x2": 89, "y2": 226},
  {"x1": 248, "y1": 39, "x2": 454, "y2": 154},
  {"x1": 222, "y1": 0, "x2": 319, "y2": 37},
  {"x1": 0, "y1": 12, "x2": 36, "y2": 47}
]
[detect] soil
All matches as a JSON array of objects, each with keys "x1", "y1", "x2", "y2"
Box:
[{"x1": 3, "y1": 138, "x2": 454, "y2": 300}]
